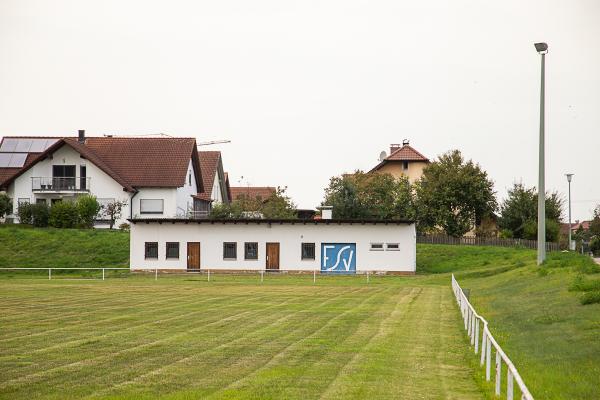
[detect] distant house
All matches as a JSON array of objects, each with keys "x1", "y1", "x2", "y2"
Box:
[
  {"x1": 230, "y1": 186, "x2": 276, "y2": 202},
  {"x1": 0, "y1": 131, "x2": 212, "y2": 226},
  {"x1": 369, "y1": 140, "x2": 430, "y2": 183},
  {"x1": 561, "y1": 220, "x2": 592, "y2": 236},
  {"x1": 193, "y1": 151, "x2": 230, "y2": 217}
]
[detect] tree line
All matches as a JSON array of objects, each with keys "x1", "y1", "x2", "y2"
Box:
[{"x1": 322, "y1": 149, "x2": 572, "y2": 242}]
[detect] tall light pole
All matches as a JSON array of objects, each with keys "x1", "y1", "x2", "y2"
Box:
[
  {"x1": 566, "y1": 174, "x2": 574, "y2": 250},
  {"x1": 535, "y1": 42, "x2": 548, "y2": 265}
]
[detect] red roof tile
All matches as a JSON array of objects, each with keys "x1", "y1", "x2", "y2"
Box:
[{"x1": 230, "y1": 186, "x2": 276, "y2": 201}]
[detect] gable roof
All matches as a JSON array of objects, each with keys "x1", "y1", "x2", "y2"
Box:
[
  {"x1": 370, "y1": 144, "x2": 429, "y2": 172},
  {"x1": 230, "y1": 186, "x2": 276, "y2": 201},
  {"x1": 0, "y1": 136, "x2": 203, "y2": 192},
  {"x1": 198, "y1": 151, "x2": 221, "y2": 197}
]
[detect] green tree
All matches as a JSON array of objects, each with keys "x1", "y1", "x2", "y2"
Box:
[
  {"x1": 30, "y1": 202, "x2": 50, "y2": 227},
  {"x1": 590, "y1": 205, "x2": 600, "y2": 238},
  {"x1": 499, "y1": 182, "x2": 564, "y2": 239},
  {"x1": 321, "y1": 171, "x2": 416, "y2": 220},
  {"x1": 0, "y1": 193, "x2": 12, "y2": 220},
  {"x1": 76, "y1": 195, "x2": 101, "y2": 228},
  {"x1": 210, "y1": 187, "x2": 297, "y2": 219},
  {"x1": 415, "y1": 150, "x2": 497, "y2": 237}
]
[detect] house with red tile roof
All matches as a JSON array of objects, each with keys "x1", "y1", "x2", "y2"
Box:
[
  {"x1": 229, "y1": 186, "x2": 276, "y2": 202},
  {"x1": 192, "y1": 151, "x2": 230, "y2": 217},
  {"x1": 369, "y1": 140, "x2": 430, "y2": 183},
  {"x1": 0, "y1": 131, "x2": 208, "y2": 226}
]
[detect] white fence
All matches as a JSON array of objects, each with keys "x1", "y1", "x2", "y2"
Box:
[
  {"x1": 0, "y1": 268, "x2": 130, "y2": 280},
  {"x1": 452, "y1": 274, "x2": 533, "y2": 400},
  {"x1": 0, "y1": 268, "x2": 378, "y2": 283}
]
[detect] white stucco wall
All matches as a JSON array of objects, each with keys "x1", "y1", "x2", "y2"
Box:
[
  {"x1": 130, "y1": 222, "x2": 416, "y2": 273},
  {"x1": 211, "y1": 170, "x2": 223, "y2": 204},
  {"x1": 175, "y1": 159, "x2": 197, "y2": 216}
]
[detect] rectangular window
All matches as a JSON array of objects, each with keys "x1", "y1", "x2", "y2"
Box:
[
  {"x1": 244, "y1": 242, "x2": 258, "y2": 260},
  {"x1": 402, "y1": 161, "x2": 409, "y2": 171},
  {"x1": 301, "y1": 243, "x2": 315, "y2": 260},
  {"x1": 166, "y1": 242, "x2": 179, "y2": 259},
  {"x1": 223, "y1": 242, "x2": 237, "y2": 259},
  {"x1": 140, "y1": 199, "x2": 164, "y2": 214},
  {"x1": 145, "y1": 242, "x2": 158, "y2": 259},
  {"x1": 370, "y1": 243, "x2": 384, "y2": 251},
  {"x1": 36, "y1": 198, "x2": 47, "y2": 205},
  {"x1": 18, "y1": 198, "x2": 30, "y2": 206},
  {"x1": 189, "y1": 173, "x2": 192, "y2": 186},
  {"x1": 386, "y1": 243, "x2": 400, "y2": 251}
]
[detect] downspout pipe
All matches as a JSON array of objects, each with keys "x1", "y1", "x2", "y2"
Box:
[{"x1": 129, "y1": 189, "x2": 139, "y2": 219}]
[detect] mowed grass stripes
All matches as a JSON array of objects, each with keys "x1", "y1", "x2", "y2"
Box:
[{"x1": 0, "y1": 277, "x2": 483, "y2": 399}]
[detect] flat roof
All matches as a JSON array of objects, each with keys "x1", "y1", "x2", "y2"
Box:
[{"x1": 128, "y1": 218, "x2": 414, "y2": 225}]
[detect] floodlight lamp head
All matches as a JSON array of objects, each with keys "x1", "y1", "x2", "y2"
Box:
[{"x1": 534, "y1": 42, "x2": 548, "y2": 54}]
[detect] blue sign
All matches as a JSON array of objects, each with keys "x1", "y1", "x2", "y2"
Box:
[{"x1": 321, "y1": 243, "x2": 356, "y2": 274}]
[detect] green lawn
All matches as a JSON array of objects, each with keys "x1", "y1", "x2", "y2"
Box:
[
  {"x1": 0, "y1": 277, "x2": 482, "y2": 400},
  {"x1": 1, "y1": 226, "x2": 600, "y2": 399}
]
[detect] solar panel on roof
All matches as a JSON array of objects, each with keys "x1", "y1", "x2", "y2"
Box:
[
  {"x1": 8, "y1": 153, "x2": 27, "y2": 167},
  {"x1": 0, "y1": 138, "x2": 18, "y2": 152},
  {"x1": 29, "y1": 139, "x2": 48, "y2": 152},
  {"x1": 0, "y1": 153, "x2": 11, "y2": 167},
  {"x1": 14, "y1": 139, "x2": 33, "y2": 152}
]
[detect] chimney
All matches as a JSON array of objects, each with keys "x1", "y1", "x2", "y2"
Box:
[
  {"x1": 78, "y1": 130, "x2": 85, "y2": 143},
  {"x1": 320, "y1": 206, "x2": 333, "y2": 220},
  {"x1": 390, "y1": 143, "x2": 402, "y2": 154}
]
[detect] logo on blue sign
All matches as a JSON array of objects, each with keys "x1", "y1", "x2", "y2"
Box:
[{"x1": 321, "y1": 243, "x2": 356, "y2": 274}]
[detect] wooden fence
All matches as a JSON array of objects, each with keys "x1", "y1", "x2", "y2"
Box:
[{"x1": 417, "y1": 234, "x2": 560, "y2": 252}]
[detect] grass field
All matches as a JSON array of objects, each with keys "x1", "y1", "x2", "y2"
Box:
[
  {"x1": 0, "y1": 276, "x2": 482, "y2": 400},
  {"x1": 2, "y1": 226, "x2": 600, "y2": 399}
]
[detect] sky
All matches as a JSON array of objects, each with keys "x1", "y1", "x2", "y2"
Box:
[{"x1": 1, "y1": 0, "x2": 599, "y2": 221}]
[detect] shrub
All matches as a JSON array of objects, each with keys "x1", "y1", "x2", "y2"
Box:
[
  {"x1": 118, "y1": 222, "x2": 130, "y2": 231},
  {"x1": 499, "y1": 229, "x2": 513, "y2": 239},
  {"x1": 17, "y1": 203, "x2": 33, "y2": 225},
  {"x1": 49, "y1": 201, "x2": 79, "y2": 228},
  {"x1": 30, "y1": 202, "x2": 50, "y2": 227},
  {"x1": 76, "y1": 195, "x2": 101, "y2": 228},
  {"x1": 590, "y1": 237, "x2": 600, "y2": 257},
  {"x1": 0, "y1": 193, "x2": 12, "y2": 219},
  {"x1": 580, "y1": 291, "x2": 600, "y2": 305}
]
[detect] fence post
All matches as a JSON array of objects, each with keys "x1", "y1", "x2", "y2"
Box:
[
  {"x1": 102, "y1": 268, "x2": 105, "y2": 281},
  {"x1": 313, "y1": 270, "x2": 316, "y2": 284},
  {"x1": 261, "y1": 270, "x2": 264, "y2": 283},
  {"x1": 474, "y1": 319, "x2": 479, "y2": 354},
  {"x1": 507, "y1": 369, "x2": 514, "y2": 400},
  {"x1": 155, "y1": 268, "x2": 158, "y2": 281},
  {"x1": 480, "y1": 331, "x2": 486, "y2": 366},
  {"x1": 471, "y1": 313, "x2": 476, "y2": 345},
  {"x1": 208, "y1": 269, "x2": 210, "y2": 282},
  {"x1": 366, "y1": 271, "x2": 370, "y2": 284},
  {"x1": 49, "y1": 268, "x2": 51, "y2": 280},
  {"x1": 486, "y1": 335, "x2": 491, "y2": 381},
  {"x1": 495, "y1": 350, "x2": 501, "y2": 395}
]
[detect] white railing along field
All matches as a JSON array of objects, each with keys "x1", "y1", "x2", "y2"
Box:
[
  {"x1": 0, "y1": 268, "x2": 378, "y2": 283},
  {"x1": 0, "y1": 268, "x2": 130, "y2": 280},
  {"x1": 452, "y1": 274, "x2": 533, "y2": 400}
]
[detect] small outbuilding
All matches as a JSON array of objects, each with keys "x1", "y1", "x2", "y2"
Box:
[{"x1": 129, "y1": 218, "x2": 416, "y2": 274}]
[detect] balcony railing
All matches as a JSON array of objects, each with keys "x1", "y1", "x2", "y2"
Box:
[
  {"x1": 188, "y1": 210, "x2": 210, "y2": 219},
  {"x1": 32, "y1": 177, "x2": 91, "y2": 192}
]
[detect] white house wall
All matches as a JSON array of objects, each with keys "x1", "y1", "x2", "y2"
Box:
[
  {"x1": 130, "y1": 222, "x2": 416, "y2": 273},
  {"x1": 9, "y1": 145, "x2": 132, "y2": 224},
  {"x1": 175, "y1": 159, "x2": 197, "y2": 216}
]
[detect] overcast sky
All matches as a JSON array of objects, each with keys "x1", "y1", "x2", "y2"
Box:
[{"x1": 1, "y1": 0, "x2": 599, "y2": 220}]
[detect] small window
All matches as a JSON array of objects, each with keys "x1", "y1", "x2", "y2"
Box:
[
  {"x1": 166, "y1": 242, "x2": 179, "y2": 259},
  {"x1": 140, "y1": 199, "x2": 164, "y2": 214},
  {"x1": 189, "y1": 173, "x2": 192, "y2": 186},
  {"x1": 386, "y1": 243, "x2": 400, "y2": 251},
  {"x1": 223, "y1": 242, "x2": 237, "y2": 259},
  {"x1": 370, "y1": 243, "x2": 384, "y2": 251},
  {"x1": 301, "y1": 243, "x2": 315, "y2": 260},
  {"x1": 18, "y1": 198, "x2": 30, "y2": 207},
  {"x1": 36, "y1": 198, "x2": 47, "y2": 205},
  {"x1": 402, "y1": 161, "x2": 409, "y2": 171},
  {"x1": 145, "y1": 242, "x2": 158, "y2": 259},
  {"x1": 244, "y1": 242, "x2": 258, "y2": 260}
]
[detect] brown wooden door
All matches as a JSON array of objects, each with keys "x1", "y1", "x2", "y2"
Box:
[
  {"x1": 265, "y1": 242, "x2": 280, "y2": 270},
  {"x1": 187, "y1": 242, "x2": 200, "y2": 270}
]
